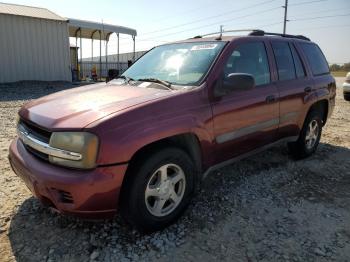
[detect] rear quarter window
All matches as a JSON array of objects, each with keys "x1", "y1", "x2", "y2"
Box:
[{"x1": 300, "y1": 43, "x2": 329, "y2": 76}]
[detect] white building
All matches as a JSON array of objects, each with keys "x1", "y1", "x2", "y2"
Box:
[{"x1": 0, "y1": 3, "x2": 137, "y2": 83}]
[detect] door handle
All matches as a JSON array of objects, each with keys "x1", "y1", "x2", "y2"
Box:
[
  {"x1": 304, "y1": 86, "x2": 312, "y2": 93},
  {"x1": 266, "y1": 95, "x2": 276, "y2": 103}
]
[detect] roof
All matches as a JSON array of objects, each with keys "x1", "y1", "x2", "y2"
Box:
[
  {"x1": 68, "y1": 18, "x2": 137, "y2": 40},
  {"x1": 0, "y1": 2, "x2": 66, "y2": 21}
]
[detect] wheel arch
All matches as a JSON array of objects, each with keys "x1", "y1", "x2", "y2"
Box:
[
  {"x1": 128, "y1": 133, "x2": 202, "y2": 171},
  {"x1": 118, "y1": 133, "x2": 202, "y2": 207},
  {"x1": 307, "y1": 99, "x2": 329, "y2": 125}
]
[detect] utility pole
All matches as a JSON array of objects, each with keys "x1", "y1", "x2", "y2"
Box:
[
  {"x1": 283, "y1": 0, "x2": 289, "y2": 34},
  {"x1": 220, "y1": 25, "x2": 224, "y2": 38}
]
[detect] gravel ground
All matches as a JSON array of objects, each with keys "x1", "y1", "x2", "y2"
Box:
[{"x1": 0, "y1": 79, "x2": 349, "y2": 262}]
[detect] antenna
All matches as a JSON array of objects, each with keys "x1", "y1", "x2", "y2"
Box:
[{"x1": 219, "y1": 25, "x2": 224, "y2": 39}]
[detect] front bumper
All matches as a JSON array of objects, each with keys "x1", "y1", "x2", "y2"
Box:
[{"x1": 8, "y1": 138, "x2": 128, "y2": 219}]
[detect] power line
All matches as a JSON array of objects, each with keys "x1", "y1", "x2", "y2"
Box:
[
  {"x1": 216, "y1": 18, "x2": 283, "y2": 32},
  {"x1": 118, "y1": 36, "x2": 169, "y2": 43},
  {"x1": 148, "y1": 0, "x2": 233, "y2": 24},
  {"x1": 119, "y1": 21, "x2": 349, "y2": 51},
  {"x1": 138, "y1": 6, "x2": 282, "y2": 41},
  {"x1": 282, "y1": 0, "x2": 331, "y2": 33},
  {"x1": 294, "y1": 7, "x2": 348, "y2": 17},
  {"x1": 126, "y1": 1, "x2": 347, "y2": 50},
  {"x1": 258, "y1": 21, "x2": 284, "y2": 28},
  {"x1": 131, "y1": 21, "x2": 283, "y2": 51},
  {"x1": 290, "y1": 13, "x2": 350, "y2": 21},
  {"x1": 142, "y1": 0, "x2": 330, "y2": 37},
  {"x1": 292, "y1": 24, "x2": 350, "y2": 30},
  {"x1": 142, "y1": 0, "x2": 281, "y2": 35},
  {"x1": 289, "y1": 0, "x2": 328, "y2": 6}
]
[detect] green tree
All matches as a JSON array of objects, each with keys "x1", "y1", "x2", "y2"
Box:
[
  {"x1": 330, "y1": 64, "x2": 341, "y2": 71},
  {"x1": 343, "y1": 63, "x2": 350, "y2": 72}
]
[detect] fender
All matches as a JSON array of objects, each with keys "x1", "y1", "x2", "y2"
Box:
[
  {"x1": 88, "y1": 88, "x2": 214, "y2": 166},
  {"x1": 296, "y1": 75, "x2": 335, "y2": 129}
]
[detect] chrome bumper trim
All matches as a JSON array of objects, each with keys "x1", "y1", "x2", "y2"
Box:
[{"x1": 17, "y1": 127, "x2": 82, "y2": 161}]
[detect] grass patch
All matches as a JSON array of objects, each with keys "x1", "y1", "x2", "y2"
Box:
[{"x1": 331, "y1": 71, "x2": 348, "y2": 77}]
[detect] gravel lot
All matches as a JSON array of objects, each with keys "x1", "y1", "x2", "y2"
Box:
[{"x1": 0, "y1": 79, "x2": 349, "y2": 262}]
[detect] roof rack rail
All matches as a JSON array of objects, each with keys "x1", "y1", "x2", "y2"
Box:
[
  {"x1": 191, "y1": 29, "x2": 310, "y2": 41},
  {"x1": 191, "y1": 29, "x2": 260, "y2": 40},
  {"x1": 249, "y1": 30, "x2": 310, "y2": 41}
]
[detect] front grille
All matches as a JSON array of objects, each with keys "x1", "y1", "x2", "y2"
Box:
[
  {"x1": 19, "y1": 119, "x2": 51, "y2": 144},
  {"x1": 19, "y1": 118, "x2": 52, "y2": 161}
]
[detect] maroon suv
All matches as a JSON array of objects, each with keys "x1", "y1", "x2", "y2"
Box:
[{"x1": 9, "y1": 30, "x2": 336, "y2": 231}]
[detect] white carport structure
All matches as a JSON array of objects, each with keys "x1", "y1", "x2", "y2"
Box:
[{"x1": 68, "y1": 18, "x2": 137, "y2": 80}]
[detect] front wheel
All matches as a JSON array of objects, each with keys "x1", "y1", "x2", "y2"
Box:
[
  {"x1": 120, "y1": 147, "x2": 195, "y2": 232},
  {"x1": 288, "y1": 110, "x2": 322, "y2": 159}
]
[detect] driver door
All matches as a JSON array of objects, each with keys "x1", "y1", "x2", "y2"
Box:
[{"x1": 211, "y1": 40, "x2": 279, "y2": 163}]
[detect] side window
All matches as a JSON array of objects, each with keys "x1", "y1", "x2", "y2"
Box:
[
  {"x1": 224, "y1": 42, "x2": 270, "y2": 86},
  {"x1": 271, "y1": 42, "x2": 296, "y2": 81},
  {"x1": 300, "y1": 43, "x2": 329, "y2": 76},
  {"x1": 290, "y1": 44, "x2": 306, "y2": 78}
]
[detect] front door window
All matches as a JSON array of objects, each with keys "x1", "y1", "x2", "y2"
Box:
[{"x1": 224, "y1": 42, "x2": 270, "y2": 86}]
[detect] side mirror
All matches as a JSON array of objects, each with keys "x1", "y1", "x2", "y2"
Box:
[{"x1": 214, "y1": 73, "x2": 255, "y2": 97}]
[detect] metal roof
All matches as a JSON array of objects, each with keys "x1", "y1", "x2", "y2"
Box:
[
  {"x1": 68, "y1": 18, "x2": 137, "y2": 40},
  {"x1": 0, "y1": 2, "x2": 66, "y2": 21}
]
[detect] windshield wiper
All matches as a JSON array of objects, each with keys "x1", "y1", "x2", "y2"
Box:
[
  {"x1": 117, "y1": 75, "x2": 134, "y2": 83},
  {"x1": 137, "y1": 78, "x2": 173, "y2": 90}
]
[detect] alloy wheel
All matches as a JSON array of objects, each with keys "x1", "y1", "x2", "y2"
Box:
[
  {"x1": 145, "y1": 163, "x2": 186, "y2": 217},
  {"x1": 305, "y1": 119, "x2": 319, "y2": 150}
]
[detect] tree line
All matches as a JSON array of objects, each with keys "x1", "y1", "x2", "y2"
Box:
[{"x1": 329, "y1": 63, "x2": 350, "y2": 72}]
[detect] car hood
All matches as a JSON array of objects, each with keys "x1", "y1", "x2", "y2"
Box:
[{"x1": 19, "y1": 82, "x2": 176, "y2": 130}]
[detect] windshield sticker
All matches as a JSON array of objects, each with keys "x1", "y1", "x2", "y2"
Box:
[
  {"x1": 191, "y1": 44, "x2": 218, "y2": 51},
  {"x1": 139, "y1": 82, "x2": 152, "y2": 88}
]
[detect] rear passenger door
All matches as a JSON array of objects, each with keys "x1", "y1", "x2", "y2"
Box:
[{"x1": 270, "y1": 41, "x2": 314, "y2": 139}]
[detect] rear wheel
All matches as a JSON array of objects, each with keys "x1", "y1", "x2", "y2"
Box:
[
  {"x1": 288, "y1": 110, "x2": 322, "y2": 159},
  {"x1": 120, "y1": 147, "x2": 195, "y2": 232}
]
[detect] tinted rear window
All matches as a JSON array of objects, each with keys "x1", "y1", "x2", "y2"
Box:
[
  {"x1": 300, "y1": 43, "x2": 329, "y2": 76},
  {"x1": 271, "y1": 42, "x2": 296, "y2": 81}
]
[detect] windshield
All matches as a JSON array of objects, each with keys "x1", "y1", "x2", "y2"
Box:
[{"x1": 122, "y1": 41, "x2": 226, "y2": 86}]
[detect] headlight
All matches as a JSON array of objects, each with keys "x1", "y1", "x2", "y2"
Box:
[{"x1": 49, "y1": 132, "x2": 99, "y2": 169}]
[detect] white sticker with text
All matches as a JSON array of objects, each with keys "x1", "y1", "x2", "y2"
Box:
[{"x1": 191, "y1": 44, "x2": 218, "y2": 51}]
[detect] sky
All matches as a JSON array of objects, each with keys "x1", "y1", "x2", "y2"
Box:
[{"x1": 4, "y1": 0, "x2": 350, "y2": 63}]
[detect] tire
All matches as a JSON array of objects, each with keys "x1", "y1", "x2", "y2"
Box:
[
  {"x1": 120, "y1": 147, "x2": 195, "y2": 232},
  {"x1": 288, "y1": 110, "x2": 323, "y2": 159},
  {"x1": 344, "y1": 93, "x2": 350, "y2": 101}
]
